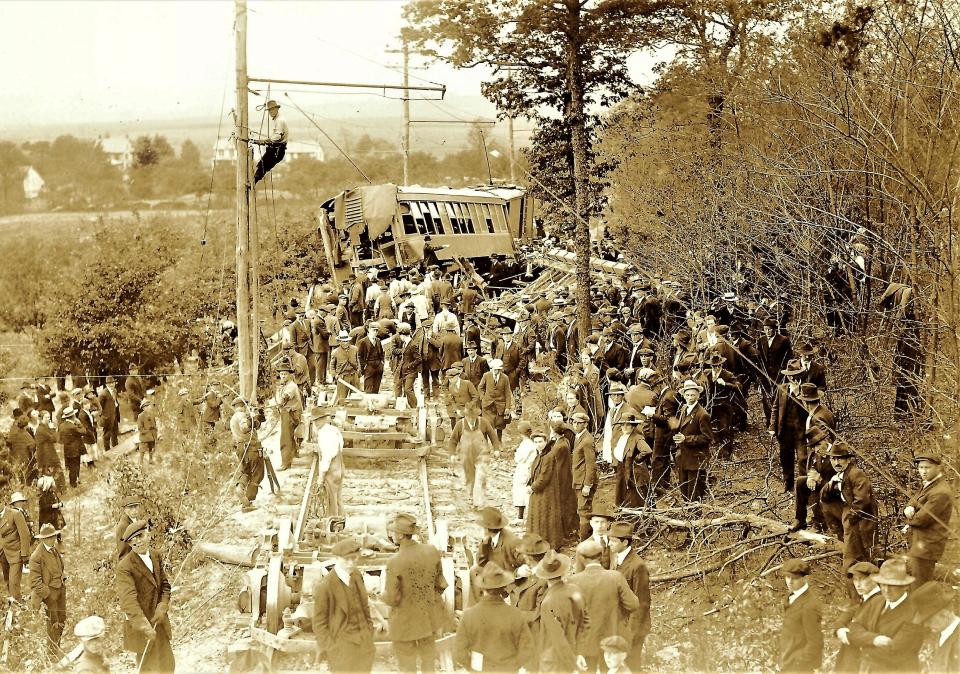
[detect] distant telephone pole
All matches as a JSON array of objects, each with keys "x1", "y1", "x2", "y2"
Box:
[{"x1": 402, "y1": 37, "x2": 411, "y2": 186}]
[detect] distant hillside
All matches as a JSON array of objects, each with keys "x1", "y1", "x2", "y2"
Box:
[{"x1": 0, "y1": 94, "x2": 526, "y2": 159}]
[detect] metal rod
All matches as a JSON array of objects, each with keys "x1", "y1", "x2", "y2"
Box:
[
  {"x1": 410, "y1": 120, "x2": 497, "y2": 125},
  {"x1": 248, "y1": 76, "x2": 446, "y2": 95}
]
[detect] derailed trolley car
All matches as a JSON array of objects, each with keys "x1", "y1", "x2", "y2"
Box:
[{"x1": 318, "y1": 183, "x2": 535, "y2": 286}]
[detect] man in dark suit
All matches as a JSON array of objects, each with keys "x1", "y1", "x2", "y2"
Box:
[
  {"x1": 477, "y1": 359, "x2": 513, "y2": 439},
  {"x1": 454, "y1": 563, "x2": 535, "y2": 672},
  {"x1": 115, "y1": 521, "x2": 175, "y2": 674},
  {"x1": 356, "y1": 322, "x2": 385, "y2": 394},
  {"x1": 650, "y1": 373, "x2": 681, "y2": 498},
  {"x1": 757, "y1": 318, "x2": 793, "y2": 423},
  {"x1": 822, "y1": 442, "x2": 877, "y2": 581},
  {"x1": 779, "y1": 558, "x2": 823, "y2": 673},
  {"x1": 697, "y1": 353, "x2": 742, "y2": 459},
  {"x1": 467, "y1": 506, "x2": 522, "y2": 606},
  {"x1": 99, "y1": 376, "x2": 121, "y2": 449},
  {"x1": 312, "y1": 538, "x2": 376, "y2": 673},
  {"x1": 914, "y1": 584, "x2": 960, "y2": 673},
  {"x1": 29, "y1": 523, "x2": 67, "y2": 649},
  {"x1": 307, "y1": 309, "x2": 330, "y2": 386},
  {"x1": 124, "y1": 364, "x2": 145, "y2": 420},
  {"x1": 608, "y1": 521, "x2": 651, "y2": 671},
  {"x1": 846, "y1": 559, "x2": 926, "y2": 672},
  {"x1": 791, "y1": 383, "x2": 837, "y2": 532},
  {"x1": 444, "y1": 364, "x2": 478, "y2": 424},
  {"x1": 569, "y1": 538, "x2": 640, "y2": 672},
  {"x1": 768, "y1": 360, "x2": 807, "y2": 492},
  {"x1": 673, "y1": 380, "x2": 715, "y2": 503},
  {"x1": 797, "y1": 341, "x2": 828, "y2": 390},
  {"x1": 493, "y1": 325, "x2": 524, "y2": 393},
  {"x1": 570, "y1": 412, "x2": 598, "y2": 540},
  {"x1": 383, "y1": 513, "x2": 448, "y2": 673},
  {"x1": 409, "y1": 317, "x2": 442, "y2": 401},
  {"x1": 460, "y1": 342, "x2": 489, "y2": 389},
  {"x1": 903, "y1": 451, "x2": 955, "y2": 586}
]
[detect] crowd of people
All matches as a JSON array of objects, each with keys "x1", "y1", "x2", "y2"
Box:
[{"x1": 0, "y1": 244, "x2": 956, "y2": 673}]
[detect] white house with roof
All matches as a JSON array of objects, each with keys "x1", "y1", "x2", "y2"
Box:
[
  {"x1": 22, "y1": 166, "x2": 44, "y2": 199},
  {"x1": 97, "y1": 136, "x2": 134, "y2": 170},
  {"x1": 213, "y1": 138, "x2": 325, "y2": 163}
]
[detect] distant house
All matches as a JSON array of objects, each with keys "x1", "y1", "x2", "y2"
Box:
[
  {"x1": 212, "y1": 138, "x2": 325, "y2": 163},
  {"x1": 97, "y1": 136, "x2": 134, "y2": 170},
  {"x1": 22, "y1": 166, "x2": 44, "y2": 199}
]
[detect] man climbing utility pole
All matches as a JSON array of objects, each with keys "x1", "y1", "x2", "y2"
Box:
[{"x1": 252, "y1": 99, "x2": 289, "y2": 184}]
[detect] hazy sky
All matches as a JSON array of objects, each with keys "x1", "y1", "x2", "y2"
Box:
[{"x1": 1, "y1": 0, "x2": 660, "y2": 128}]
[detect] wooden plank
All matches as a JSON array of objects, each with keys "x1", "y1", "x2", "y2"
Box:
[
  {"x1": 344, "y1": 447, "x2": 422, "y2": 459},
  {"x1": 293, "y1": 454, "x2": 319, "y2": 547},
  {"x1": 341, "y1": 430, "x2": 417, "y2": 442}
]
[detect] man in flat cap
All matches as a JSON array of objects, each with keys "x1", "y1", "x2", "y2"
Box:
[
  {"x1": 821, "y1": 441, "x2": 877, "y2": 584},
  {"x1": 74, "y1": 615, "x2": 110, "y2": 673},
  {"x1": 137, "y1": 399, "x2": 158, "y2": 464},
  {"x1": 903, "y1": 450, "x2": 954, "y2": 586},
  {"x1": 834, "y1": 561, "x2": 882, "y2": 673},
  {"x1": 453, "y1": 563, "x2": 535, "y2": 673},
  {"x1": 276, "y1": 359, "x2": 303, "y2": 471},
  {"x1": 382, "y1": 513, "x2": 448, "y2": 673},
  {"x1": 356, "y1": 322, "x2": 385, "y2": 394},
  {"x1": 312, "y1": 538, "x2": 376, "y2": 673},
  {"x1": 29, "y1": 523, "x2": 66, "y2": 649},
  {"x1": 779, "y1": 558, "x2": 823, "y2": 673},
  {"x1": 444, "y1": 364, "x2": 478, "y2": 424},
  {"x1": 115, "y1": 520, "x2": 175, "y2": 673},
  {"x1": 478, "y1": 358, "x2": 513, "y2": 440},
  {"x1": 252, "y1": 99, "x2": 288, "y2": 185}
]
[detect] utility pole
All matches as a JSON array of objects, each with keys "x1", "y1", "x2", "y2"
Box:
[
  {"x1": 402, "y1": 36, "x2": 411, "y2": 186},
  {"x1": 507, "y1": 69, "x2": 516, "y2": 183},
  {"x1": 235, "y1": 0, "x2": 258, "y2": 401}
]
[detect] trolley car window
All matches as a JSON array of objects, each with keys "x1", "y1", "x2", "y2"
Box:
[
  {"x1": 425, "y1": 202, "x2": 444, "y2": 235},
  {"x1": 400, "y1": 202, "x2": 417, "y2": 235},
  {"x1": 444, "y1": 202, "x2": 461, "y2": 234}
]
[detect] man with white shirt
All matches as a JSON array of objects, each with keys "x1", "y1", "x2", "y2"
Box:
[
  {"x1": 601, "y1": 383, "x2": 634, "y2": 465},
  {"x1": 607, "y1": 520, "x2": 651, "y2": 671},
  {"x1": 903, "y1": 451, "x2": 954, "y2": 587},
  {"x1": 834, "y1": 561, "x2": 882, "y2": 673},
  {"x1": 313, "y1": 408, "x2": 345, "y2": 517},
  {"x1": 822, "y1": 442, "x2": 877, "y2": 587},
  {"x1": 312, "y1": 538, "x2": 377, "y2": 673},
  {"x1": 115, "y1": 521, "x2": 175, "y2": 674},
  {"x1": 779, "y1": 558, "x2": 823, "y2": 673},
  {"x1": 253, "y1": 99, "x2": 289, "y2": 185}
]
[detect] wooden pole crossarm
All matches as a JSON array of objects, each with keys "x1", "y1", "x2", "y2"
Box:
[{"x1": 247, "y1": 76, "x2": 446, "y2": 96}]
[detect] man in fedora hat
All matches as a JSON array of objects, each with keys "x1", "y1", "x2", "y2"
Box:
[
  {"x1": 790, "y1": 383, "x2": 837, "y2": 532},
  {"x1": 532, "y1": 551, "x2": 589, "y2": 672},
  {"x1": 98, "y1": 375, "x2": 121, "y2": 449},
  {"x1": 276, "y1": 359, "x2": 303, "y2": 470},
  {"x1": 124, "y1": 364, "x2": 145, "y2": 421},
  {"x1": 569, "y1": 539, "x2": 640, "y2": 672},
  {"x1": 796, "y1": 341, "x2": 828, "y2": 391},
  {"x1": 757, "y1": 318, "x2": 794, "y2": 424},
  {"x1": 460, "y1": 340, "x2": 489, "y2": 389},
  {"x1": 510, "y1": 533, "x2": 551, "y2": 614},
  {"x1": 454, "y1": 563, "x2": 535, "y2": 672},
  {"x1": 614, "y1": 412, "x2": 654, "y2": 510},
  {"x1": 834, "y1": 561, "x2": 882, "y2": 673},
  {"x1": 601, "y1": 382, "x2": 636, "y2": 465},
  {"x1": 822, "y1": 441, "x2": 877, "y2": 580},
  {"x1": 445, "y1": 364, "x2": 478, "y2": 424},
  {"x1": 252, "y1": 99, "x2": 289, "y2": 185},
  {"x1": 60, "y1": 405, "x2": 94, "y2": 487},
  {"x1": 769, "y1": 359, "x2": 808, "y2": 492},
  {"x1": 903, "y1": 450, "x2": 954, "y2": 586},
  {"x1": 779, "y1": 558, "x2": 823, "y2": 673},
  {"x1": 115, "y1": 520, "x2": 175, "y2": 673},
  {"x1": 73, "y1": 614, "x2": 110, "y2": 674},
  {"x1": 673, "y1": 379, "x2": 714, "y2": 503},
  {"x1": 382, "y1": 513, "x2": 447, "y2": 673},
  {"x1": 311, "y1": 406, "x2": 345, "y2": 517},
  {"x1": 608, "y1": 520, "x2": 651, "y2": 670},
  {"x1": 478, "y1": 358, "x2": 513, "y2": 439},
  {"x1": 312, "y1": 538, "x2": 377, "y2": 673},
  {"x1": 1, "y1": 492, "x2": 33, "y2": 601},
  {"x1": 845, "y1": 558, "x2": 926, "y2": 672},
  {"x1": 29, "y1": 522, "x2": 66, "y2": 648},
  {"x1": 475, "y1": 506, "x2": 522, "y2": 575}
]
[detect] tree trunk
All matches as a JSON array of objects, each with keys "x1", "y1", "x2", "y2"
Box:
[{"x1": 565, "y1": 2, "x2": 592, "y2": 346}]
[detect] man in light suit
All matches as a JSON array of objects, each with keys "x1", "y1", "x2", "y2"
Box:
[
  {"x1": 30, "y1": 523, "x2": 67, "y2": 649},
  {"x1": 477, "y1": 358, "x2": 513, "y2": 440}
]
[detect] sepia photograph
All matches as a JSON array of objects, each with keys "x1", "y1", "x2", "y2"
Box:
[{"x1": 0, "y1": 0, "x2": 957, "y2": 672}]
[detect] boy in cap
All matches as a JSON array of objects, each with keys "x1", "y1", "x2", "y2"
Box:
[
  {"x1": 779, "y1": 558, "x2": 823, "y2": 673},
  {"x1": 600, "y1": 635, "x2": 632, "y2": 674},
  {"x1": 29, "y1": 523, "x2": 66, "y2": 648},
  {"x1": 382, "y1": 513, "x2": 448, "y2": 673},
  {"x1": 136, "y1": 399, "x2": 158, "y2": 464},
  {"x1": 834, "y1": 561, "x2": 882, "y2": 673},
  {"x1": 115, "y1": 521, "x2": 175, "y2": 673},
  {"x1": 453, "y1": 563, "x2": 535, "y2": 673},
  {"x1": 312, "y1": 538, "x2": 376, "y2": 673},
  {"x1": 74, "y1": 615, "x2": 109, "y2": 673}
]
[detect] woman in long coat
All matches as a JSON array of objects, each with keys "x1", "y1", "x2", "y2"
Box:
[
  {"x1": 35, "y1": 411, "x2": 65, "y2": 489},
  {"x1": 526, "y1": 427, "x2": 567, "y2": 549},
  {"x1": 512, "y1": 421, "x2": 538, "y2": 520}
]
